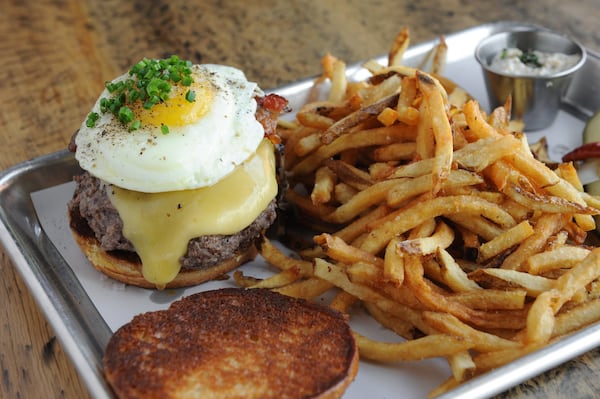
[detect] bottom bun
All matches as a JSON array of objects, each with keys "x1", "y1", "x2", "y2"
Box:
[
  {"x1": 104, "y1": 288, "x2": 359, "y2": 399},
  {"x1": 68, "y1": 207, "x2": 258, "y2": 289}
]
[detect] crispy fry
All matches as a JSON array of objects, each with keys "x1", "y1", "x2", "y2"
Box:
[
  {"x1": 525, "y1": 245, "x2": 591, "y2": 275},
  {"x1": 272, "y1": 277, "x2": 333, "y2": 300},
  {"x1": 373, "y1": 142, "x2": 416, "y2": 161},
  {"x1": 311, "y1": 166, "x2": 337, "y2": 204},
  {"x1": 334, "y1": 182, "x2": 358, "y2": 204},
  {"x1": 259, "y1": 237, "x2": 313, "y2": 275},
  {"x1": 354, "y1": 332, "x2": 472, "y2": 362},
  {"x1": 328, "y1": 55, "x2": 347, "y2": 104},
  {"x1": 315, "y1": 233, "x2": 384, "y2": 267},
  {"x1": 416, "y1": 71, "x2": 453, "y2": 194},
  {"x1": 509, "y1": 150, "x2": 596, "y2": 231},
  {"x1": 284, "y1": 125, "x2": 318, "y2": 167},
  {"x1": 463, "y1": 99, "x2": 501, "y2": 140},
  {"x1": 360, "y1": 195, "x2": 516, "y2": 255},
  {"x1": 313, "y1": 258, "x2": 387, "y2": 303},
  {"x1": 437, "y1": 248, "x2": 482, "y2": 292},
  {"x1": 296, "y1": 110, "x2": 335, "y2": 130},
  {"x1": 248, "y1": 267, "x2": 303, "y2": 289},
  {"x1": 470, "y1": 268, "x2": 554, "y2": 297},
  {"x1": 329, "y1": 290, "x2": 358, "y2": 313},
  {"x1": 450, "y1": 288, "x2": 526, "y2": 310},
  {"x1": 276, "y1": 32, "x2": 600, "y2": 397},
  {"x1": 551, "y1": 248, "x2": 600, "y2": 312},
  {"x1": 295, "y1": 131, "x2": 323, "y2": 156},
  {"x1": 232, "y1": 270, "x2": 261, "y2": 288},
  {"x1": 415, "y1": 83, "x2": 435, "y2": 160},
  {"x1": 377, "y1": 107, "x2": 398, "y2": 126},
  {"x1": 321, "y1": 93, "x2": 401, "y2": 144},
  {"x1": 556, "y1": 161, "x2": 584, "y2": 192},
  {"x1": 364, "y1": 302, "x2": 416, "y2": 340},
  {"x1": 397, "y1": 76, "x2": 419, "y2": 125},
  {"x1": 388, "y1": 26, "x2": 410, "y2": 67},
  {"x1": 403, "y1": 255, "x2": 526, "y2": 330},
  {"x1": 454, "y1": 135, "x2": 521, "y2": 172},
  {"x1": 345, "y1": 261, "x2": 423, "y2": 309},
  {"x1": 422, "y1": 311, "x2": 520, "y2": 352},
  {"x1": 446, "y1": 214, "x2": 505, "y2": 242},
  {"x1": 386, "y1": 169, "x2": 484, "y2": 208},
  {"x1": 334, "y1": 204, "x2": 391, "y2": 244},
  {"x1": 285, "y1": 188, "x2": 336, "y2": 220},
  {"x1": 448, "y1": 351, "x2": 475, "y2": 383},
  {"x1": 383, "y1": 237, "x2": 405, "y2": 286},
  {"x1": 477, "y1": 221, "x2": 534, "y2": 263},
  {"x1": 473, "y1": 343, "x2": 542, "y2": 373},
  {"x1": 396, "y1": 221, "x2": 454, "y2": 255},
  {"x1": 291, "y1": 123, "x2": 415, "y2": 176},
  {"x1": 362, "y1": 75, "x2": 403, "y2": 107},
  {"x1": 431, "y1": 35, "x2": 447, "y2": 75},
  {"x1": 553, "y1": 298, "x2": 600, "y2": 337},
  {"x1": 524, "y1": 290, "x2": 555, "y2": 344},
  {"x1": 323, "y1": 159, "x2": 374, "y2": 190},
  {"x1": 500, "y1": 213, "x2": 570, "y2": 270},
  {"x1": 503, "y1": 182, "x2": 598, "y2": 215}
]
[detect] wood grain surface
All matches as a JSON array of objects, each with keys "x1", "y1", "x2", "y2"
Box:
[{"x1": 1, "y1": 1, "x2": 599, "y2": 398}]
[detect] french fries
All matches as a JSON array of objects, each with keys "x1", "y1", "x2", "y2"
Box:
[{"x1": 242, "y1": 28, "x2": 600, "y2": 397}]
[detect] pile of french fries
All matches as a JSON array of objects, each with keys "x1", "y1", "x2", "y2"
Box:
[{"x1": 236, "y1": 28, "x2": 600, "y2": 397}]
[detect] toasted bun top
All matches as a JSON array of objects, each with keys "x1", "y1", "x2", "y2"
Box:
[{"x1": 103, "y1": 288, "x2": 359, "y2": 399}]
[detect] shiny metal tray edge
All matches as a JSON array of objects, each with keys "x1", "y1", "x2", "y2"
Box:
[
  {"x1": 0, "y1": 150, "x2": 114, "y2": 398},
  {"x1": 1, "y1": 21, "x2": 599, "y2": 399}
]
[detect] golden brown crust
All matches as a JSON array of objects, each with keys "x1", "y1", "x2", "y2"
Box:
[
  {"x1": 68, "y1": 205, "x2": 258, "y2": 289},
  {"x1": 104, "y1": 288, "x2": 359, "y2": 399}
]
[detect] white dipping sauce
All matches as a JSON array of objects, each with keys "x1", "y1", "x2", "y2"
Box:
[{"x1": 490, "y1": 47, "x2": 580, "y2": 76}]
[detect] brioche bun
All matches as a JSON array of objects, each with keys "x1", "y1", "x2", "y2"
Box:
[{"x1": 104, "y1": 288, "x2": 359, "y2": 399}]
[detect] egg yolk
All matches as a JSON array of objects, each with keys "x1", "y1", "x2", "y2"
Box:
[{"x1": 135, "y1": 79, "x2": 214, "y2": 127}]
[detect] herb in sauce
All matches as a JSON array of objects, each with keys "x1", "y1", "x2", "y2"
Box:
[{"x1": 519, "y1": 50, "x2": 542, "y2": 68}]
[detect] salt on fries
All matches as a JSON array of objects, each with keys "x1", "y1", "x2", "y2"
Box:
[{"x1": 236, "y1": 27, "x2": 600, "y2": 397}]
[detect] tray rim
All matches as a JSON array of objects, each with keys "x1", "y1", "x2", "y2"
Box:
[
  {"x1": 0, "y1": 149, "x2": 114, "y2": 398},
  {"x1": 1, "y1": 20, "x2": 600, "y2": 399}
]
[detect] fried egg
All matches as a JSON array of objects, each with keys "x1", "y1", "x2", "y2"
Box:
[{"x1": 75, "y1": 64, "x2": 265, "y2": 193}]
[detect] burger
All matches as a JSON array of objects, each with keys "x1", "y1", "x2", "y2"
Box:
[{"x1": 68, "y1": 55, "x2": 288, "y2": 289}]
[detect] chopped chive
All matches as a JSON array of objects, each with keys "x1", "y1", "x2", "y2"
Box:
[
  {"x1": 161, "y1": 124, "x2": 169, "y2": 134},
  {"x1": 185, "y1": 90, "x2": 196, "y2": 102},
  {"x1": 129, "y1": 120, "x2": 141, "y2": 131},
  {"x1": 86, "y1": 112, "x2": 99, "y2": 127},
  {"x1": 519, "y1": 50, "x2": 542, "y2": 68},
  {"x1": 181, "y1": 76, "x2": 193, "y2": 86},
  {"x1": 118, "y1": 106, "x2": 134, "y2": 124},
  {"x1": 128, "y1": 89, "x2": 140, "y2": 102},
  {"x1": 100, "y1": 98, "x2": 109, "y2": 113},
  {"x1": 92, "y1": 55, "x2": 195, "y2": 131}
]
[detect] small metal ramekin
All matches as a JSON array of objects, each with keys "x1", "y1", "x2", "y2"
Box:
[{"x1": 475, "y1": 28, "x2": 586, "y2": 131}]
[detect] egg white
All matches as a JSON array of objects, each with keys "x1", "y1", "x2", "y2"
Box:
[{"x1": 75, "y1": 64, "x2": 265, "y2": 193}]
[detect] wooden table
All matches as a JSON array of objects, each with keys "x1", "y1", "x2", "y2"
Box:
[{"x1": 1, "y1": 1, "x2": 599, "y2": 398}]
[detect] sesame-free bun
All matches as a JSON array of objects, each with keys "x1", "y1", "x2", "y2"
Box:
[{"x1": 104, "y1": 288, "x2": 359, "y2": 399}]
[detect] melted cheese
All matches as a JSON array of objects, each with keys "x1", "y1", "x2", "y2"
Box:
[{"x1": 108, "y1": 139, "x2": 277, "y2": 288}]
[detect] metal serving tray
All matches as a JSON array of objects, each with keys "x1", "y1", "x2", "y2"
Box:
[{"x1": 1, "y1": 21, "x2": 600, "y2": 399}]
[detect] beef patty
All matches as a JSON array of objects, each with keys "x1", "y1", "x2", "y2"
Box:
[{"x1": 68, "y1": 171, "x2": 277, "y2": 270}]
